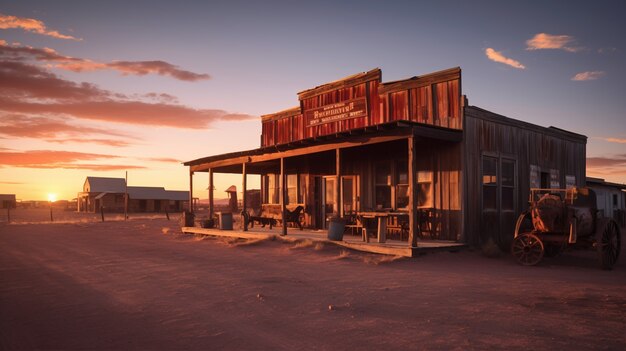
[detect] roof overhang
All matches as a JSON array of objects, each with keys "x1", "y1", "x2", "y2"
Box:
[{"x1": 185, "y1": 121, "x2": 462, "y2": 173}]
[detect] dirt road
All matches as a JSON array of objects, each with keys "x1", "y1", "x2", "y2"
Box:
[{"x1": 1, "y1": 219, "x2": 624, "y2": 350}]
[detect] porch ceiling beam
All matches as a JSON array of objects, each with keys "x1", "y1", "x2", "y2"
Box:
[{"x1": 190, "y1": 132, "x2": 412, "y2": 172}]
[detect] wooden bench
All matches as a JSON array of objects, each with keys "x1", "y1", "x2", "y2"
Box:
[{"x1": 242, "y1": 205, "x2": 304, "y2": 230}]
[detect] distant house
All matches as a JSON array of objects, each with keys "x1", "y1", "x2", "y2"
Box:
[
  {"x1": 0, "y1": 194, "x2": 16, "y2": 209},
  {"x1": 77, "y1": 177, "x2": 189, "y2": 213},
  {"x1": 587, "y1": 177, "x2": 626, "y2": 226}
]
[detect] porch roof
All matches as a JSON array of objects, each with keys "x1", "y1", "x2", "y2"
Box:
[{"x1": 184, "y1": 120, "x2": 462, "y2": 172}]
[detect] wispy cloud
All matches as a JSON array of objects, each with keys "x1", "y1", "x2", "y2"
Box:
[
  {"x1": 485, "y1": 48, "x2": 525, "y2": 69},
  {"x1": 605, "y1": 137, "x2": 626, "y2": 144},
  {"x1": 46, "y1": 138, "x2": 133, "y2": 147},
  {"x1": 0, "y1": 149, "x2": 147, "y2": 171},
  {"x1": 572, "y1": 71, "x2": 605, "y2": 81},
  {"x1": 0, "y1": 114, "x2": 135, "y2": 146},
  {"x1": 587, "y1": 155, "x2": 626, "y2": 177},
  {"x1": 526, "y1": 33, "x2": 582, "y2": 52},
  {"x1": 144, "y1": 157, "x2": 183, "y2": 163},
  {"x1": 0, "y1": 60, "x2": 255, "y2": 128},
  {"x1": 0, "y1": 42, "x2": 210, "y2": 81},
  {"x1": 0, "y1": 13, "x2": 81, "y2": 41}
]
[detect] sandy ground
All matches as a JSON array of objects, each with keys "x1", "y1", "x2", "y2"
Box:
[{"x1": 1, "y1": 210, "x2": 625, "y2": 350}]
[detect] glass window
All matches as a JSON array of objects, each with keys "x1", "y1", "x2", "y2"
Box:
[
  {"x1": 501, "y1": 159, "x2": 515, "y2": 211},
  {"x1": 483, "y1": 186, "x2": 497, "y2": 210},
  {"x1": 550, "y1": 169, "x2": 560, "y2": 189},
  {"x1": 417, "y1": 171, "x2": 433, "y2": 208},
  {"x1": 375, "y1": 162, "x2": 392, "y2": 209},
  {"x1": 530, "y1": 165, "x2": 540, "y2": 188},
  {"x1": 396, "y1": 160, "x2": 408, "y2": 184},
  {"x1": 375, "y1": 162, "x2": 391, "y2": 185},
  {"x1": 266, "y1": 174, "x2": 279, "y2": 204},
  {"x1": 482, "y1": 157, "x2": 497, "y2": 185},
  {"x1": 482, "y1": 156, "x2": 498, "y2": 210},
  {"x1": 566, "y1": 175, "x2": 576, "y2": 189},
  {"x1": 325, "y1": 178, "x2": 336, "y2": 215},
  {"x1": 396, "y1": 185, "x2": 409, "y2": 209},
  {"x1": 501, "y1": 160, "x2": 514, "y2": 187},
  {"x1": 396, "y1": 160, "x2": 409, "y2": 210},
  {"x1": 286, "y1": 174, "x2": 298, "y2": 205},
  {"x1": 375, "y1": 186, "x2": 391, "y2": 209}
]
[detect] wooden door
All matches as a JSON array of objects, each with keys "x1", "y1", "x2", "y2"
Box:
[
  {"x1": 322, "y1": 176, "x2": 337, "y2": 228},
  {"x1": 480, "y1": 154, "x2": 517, "y2": 250},
  {"x1": 341, "y1": 176, "x2": 358, "y2": 216}
]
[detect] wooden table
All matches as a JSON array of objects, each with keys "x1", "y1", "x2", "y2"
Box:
[{"x1": 357, "y1": 212, "x2": 409, "y2": 243}]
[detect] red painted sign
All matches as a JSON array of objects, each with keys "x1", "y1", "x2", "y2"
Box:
[{"x1": 305, "y1": 97, "x2": 367, "y2": 127}]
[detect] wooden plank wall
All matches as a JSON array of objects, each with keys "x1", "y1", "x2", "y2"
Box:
[
  {"x1": 381, "y1": 79, "x2": 461, "y2": 129},
  {"x1": 260, "y1": 68, "x2": 462, "y2": 147},
  {"x1": 463, "y1": 106, "x2": 587, "y2": 246},
  {"x1": 301, "y1": 80, "x2": 381, "y2": 138}
]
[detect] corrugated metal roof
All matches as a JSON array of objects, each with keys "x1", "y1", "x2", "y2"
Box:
[
  {"x1": 85, "y1": 177, "x2": 126, "y2": 193},
  {"x1": 127, "y1": 186, "x2": 167, "y2": 200},
  {"x1": 165, "y1": 190, "x2": 189, "y2": 201}
]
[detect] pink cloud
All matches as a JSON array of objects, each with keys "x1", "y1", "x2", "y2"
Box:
[
  {"x1": 0, "y1": 61, "x2": 255, "y2": 128},
  {"x1": 485, "y1": 48, "x2": 525, "y2": 69},
  {"x1": 526, "y1": 33, "x2": 582, "y2": 52},
  {"x1": 0, "y1": 114, "x2": 133, "y2": 141},
  {"x1": 0, "y1": 149, "x2": 147, "y2": 171},
  {"x1": 0, "y1": 42, "x2": 209, "y2": 81},
  {"x1": 572, "y1": 71, "x2": 605, "y2": 81},
  {"x1": 0, "y1": 13, "x2": 81, "y2": 40},
  {"x1": 587, "y1": 155, "x2": 626, "y2": 177},
  {"x1": 605, "y1": 138, "x2": 626, "y2": 144}
]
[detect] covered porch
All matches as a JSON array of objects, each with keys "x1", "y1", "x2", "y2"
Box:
[
  {"x1": 184, "y1": 121, "x2": 463, "y2": 248},
  {"x1": 181, "y1": 225, "x2": 466, "y2": 257}
]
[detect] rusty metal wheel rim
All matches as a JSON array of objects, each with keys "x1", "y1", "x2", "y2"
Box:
[
  {"x1": 599, "y1": 220, "x2": 621, "y2": 268},
  {"x1": 512, "y1": 233, "x2": 544, "y2": 266}
]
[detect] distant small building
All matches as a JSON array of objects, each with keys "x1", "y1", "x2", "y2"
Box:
[
  {"x1": 0, "y1": 194, "x2": 16, "y2": 209},
  {"x1": 587, "y1": 177, "x2": 626, "y2": 226},
  {"x1": 77, "y1": 176, "x2": 189, "y2": 213}
]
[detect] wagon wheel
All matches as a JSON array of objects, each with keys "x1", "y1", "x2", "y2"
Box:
[
  {"x1": 512, "y1": 233, "x2": 544, "y2": 266},
  {"x1": 596, "y1": 219, "x2": 621, "y2": 270}
]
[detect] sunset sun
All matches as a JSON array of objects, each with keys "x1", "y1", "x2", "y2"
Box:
[{"x1": 47, "y1": 193, "x2": 57, "y2": 202}]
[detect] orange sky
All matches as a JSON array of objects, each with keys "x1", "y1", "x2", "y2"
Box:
[{"x1": 1, "y1": 2, "x2": 625, "y2": 201}]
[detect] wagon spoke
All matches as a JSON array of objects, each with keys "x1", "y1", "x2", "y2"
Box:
[{"x1": 512, "y1": 233, "x2": 544, "y2": 266}]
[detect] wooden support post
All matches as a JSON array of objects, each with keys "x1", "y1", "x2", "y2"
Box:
[
  {"x1": 208, "y1": 168, "x2": 214, "y2": 219},
  {"x1": 408, "y1": 137, "x2": 419, "y2": 247},
  {"x1": 280, "y1": 157, "x2": 287, "y2": 236},
  {"x1": 100, "y1": 205, "x2": 104, "y2": 222},
  {"x1": 7, "y1": 207, "x2": 10, "y2": 223},
  {"x1": 124, "y1": 171, "x2": 128, "y2": 220},
  {"x1": 336, "y1": 148, "x2": 342, "y2": 218},
  {"x1": 189, "y1": 170, "x2": 194, "y2": 214},
  {"x1": 50, "y1": 203, "x2": 53, "y2": 222},
  {"x1": 242, "y1": 162, "x2": 248, "y2": 231}
]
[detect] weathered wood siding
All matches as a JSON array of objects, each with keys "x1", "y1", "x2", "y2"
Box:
[
  {"x1": 379, "y1": 68, "x2": 462, "y2": 130},
  {"x1": 463, "y1": 106, "x2": 587, "y2": 247},
  {"x1": 260, "y1": 67, "x2": 462, "y2": 147}
]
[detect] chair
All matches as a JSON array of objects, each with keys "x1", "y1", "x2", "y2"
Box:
[{"x1": 343, "y1": 212, "x2": 362, "y2": 236}]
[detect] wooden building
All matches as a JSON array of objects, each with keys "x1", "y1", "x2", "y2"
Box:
[
  {"x1": 184, "y1": 68, "x2": 587, "y2": 248},
  {"x1": 77, "y1": 177, "x2": 189, "y2": 213},
  {"x1": 1, "y1": 194, "x2": 16, "y2": 209},
  {"x1": 587, "y1": 177, "x2": 626, "y2": 226}
]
